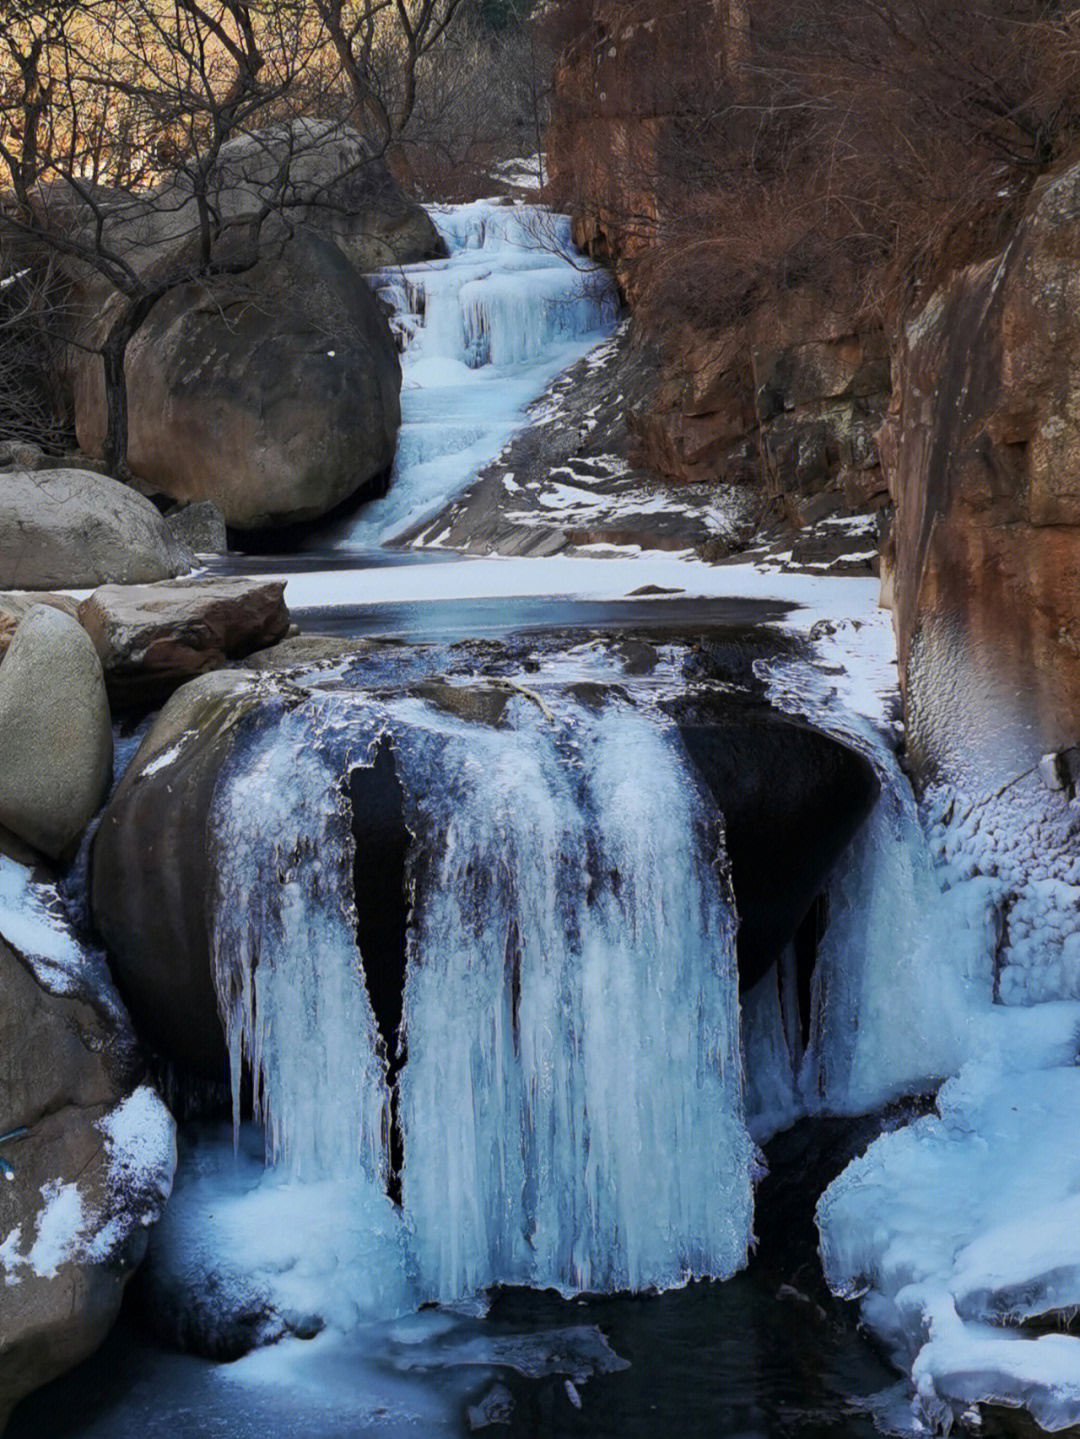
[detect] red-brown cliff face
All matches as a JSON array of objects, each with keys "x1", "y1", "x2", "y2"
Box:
[
  {"x1": 879, "y1": 163, "x2": 1080, "y2": 786},
  {"x1": 546, "y1": 1, "x2": 889, "y2": 525}
]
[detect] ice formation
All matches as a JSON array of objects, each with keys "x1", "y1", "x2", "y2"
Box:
[
  {"x1": 748, "y1": 654, "x2": 1080, "y2": 1430},
  {"x1": 818, "y1": 1032, "x2": 1080, "y2": 1432},
  {"x1": 330, "y1": 200, "x2": 617, "y2": 546},
  {"x1": 395, "y1": 696, "x2": 753, "y2": 1298},
  {"x1": 175, "y1": 682, "x2": 754, "y2": 1319},
  {"x1": 0, "y1": 853, "x2": 120, "y2": 1011}
]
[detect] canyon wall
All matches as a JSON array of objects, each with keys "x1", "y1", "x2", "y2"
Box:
[
  {"x1": 547, "y1": 1, "x2": 890, "y2": 525},
  {"x1": 880, "y1": 163, "x2": 1080, "y2": 786},
  {"x1": 549, "y1": 3, "x2": 1080, "y2": 792}
]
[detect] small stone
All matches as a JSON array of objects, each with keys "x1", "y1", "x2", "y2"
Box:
[
  {"x1": 1039, "y1": 753, "x2": 1068, "y2": 791},
  {"x1": 467, "y1": 1383, "x2": 515, "y2": 1429},
  {"x1": 164, "y1": 500, "x2": 228, "y2": 555}
]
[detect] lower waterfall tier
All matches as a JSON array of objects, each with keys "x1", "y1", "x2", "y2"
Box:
[{"x1": 202, "y1": 683, "x2": 754, "y2": 1308}]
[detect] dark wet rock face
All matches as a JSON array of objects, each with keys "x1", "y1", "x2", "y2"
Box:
[
  {"x1": 349, "y1": 739, "x2": 411, "y2": 1080},
  {"x1": 679, "y1": 718, "x2": 878, "y2": 991},
  {"x1": 90, "y1": 671, "x2": 270, "y2": 1079}
]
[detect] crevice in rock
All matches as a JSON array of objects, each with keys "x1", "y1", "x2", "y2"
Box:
[
  {"x1": 792, "y1": 893, "x2": 829, "y2": 1051},
  {"x1": 347, "y1": 737, "x2": 411, "y2": 1203},
  {"x1": 678, "y1": 717, "x2": 878, "y2": 991}
]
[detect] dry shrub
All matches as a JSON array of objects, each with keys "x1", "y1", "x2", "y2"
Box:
[
  {"x1": 551, "y1": 0, "x2": 1080, "y2": 335},
  {"x1": 0, "y1": 261, "x2": 74, "y2": 452}
]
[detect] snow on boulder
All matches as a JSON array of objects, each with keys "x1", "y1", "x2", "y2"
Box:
[{"x1": 0, "y1": 859, "x2": 175, "y2": 1431}]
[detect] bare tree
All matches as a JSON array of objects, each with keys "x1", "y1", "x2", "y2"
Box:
[
  {"x1": 0, "y1": 0, "x2": 328, "y2": 473},
  {"x1": 0, "y1": 259, "x2": 74, "y2": 453},
  {"x1": 313, "y1": 0, "x2": 473, "y2": 147}
]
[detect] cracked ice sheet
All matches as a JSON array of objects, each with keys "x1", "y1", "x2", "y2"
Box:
[{"x1": 817, "y1": 1024, "x2": 1080, "y2": 1433}]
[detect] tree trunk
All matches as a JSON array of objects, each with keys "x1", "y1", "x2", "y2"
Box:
[{"x1": 101, "y1": 290, "x2": 165, "y2": 478}]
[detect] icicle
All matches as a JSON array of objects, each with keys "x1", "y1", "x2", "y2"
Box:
[
  {"x1": 208, "y1": 696, "x2": 390, "y2": 1185},
  {"x1": 395, "y1": 694, "x2": 755, "y2": 1300}
]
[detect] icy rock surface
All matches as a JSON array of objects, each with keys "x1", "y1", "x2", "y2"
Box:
[
  {"x1": 332, "y1": 200, "x2": 617, "y2": 547},
  {"x1": 751, "y1": 660, "x2": 1080, "y2": 1431},
  {"x1": 209, "y1": 696, "x2": 390, "y2": 1183},
  {"x1": 818, "y1": 1026, "x2": 1080, "y2": 1433},
  {"x1": 924, "y1": 774, "x2": 1080, "y2": 1007},
  {"x1": 146, "y1": 1125, "x2": 412, "y2": 1352}
]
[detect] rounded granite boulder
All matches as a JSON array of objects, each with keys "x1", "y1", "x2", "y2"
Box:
[
  {"x1": 0, "y1": 469, "x2": 193, "y2": 591},
  {"x1": 0, "y1": 606, "x2": 113, "y2": 861}
]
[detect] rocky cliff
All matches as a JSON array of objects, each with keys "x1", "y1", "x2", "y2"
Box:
[
  {"x1": 547, "y1": 1, "x2": 890, "y2": 527},
  {"x1": 549, "y1": 4, "x2": 1080, "y2": 797},
  {"x1": 880, "y1": 161, "x2": 1080, "y2": 789}
]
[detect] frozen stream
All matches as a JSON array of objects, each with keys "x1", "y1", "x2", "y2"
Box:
[{"x1": 325, "y1": 200, "x2": 617, "y2": 550}]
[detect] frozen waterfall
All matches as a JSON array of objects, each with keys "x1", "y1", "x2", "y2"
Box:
[
  {"x1": 200, "y1": 684, "x2": 754, "y2": 1312},
  {"x1": 395, "y1": 697, "x2": 753, "y2": 1299},
  {"x1": 330, "y1": 200, "x2": 618, "y2": 547}
]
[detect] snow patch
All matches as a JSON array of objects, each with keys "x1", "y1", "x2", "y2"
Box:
[
  {"x1": 819, "y1": 1051, "x2": 1080, "y2": 1432},
  {"x1": 0, "y1": 854, "x2": 122, "y2": 1013}
]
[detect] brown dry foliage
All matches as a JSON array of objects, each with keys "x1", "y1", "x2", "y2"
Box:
[{"x1": 550, "y1": 0, "x2": 1080, "y2": 337}]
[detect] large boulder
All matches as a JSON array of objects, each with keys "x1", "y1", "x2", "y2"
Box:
[
  {"x1": 31, "y1": 121, "x2": 442, "y2": 286},
  {"x1": 0, "y1": 873, "x2": 175, "y2": 1432},
  {"x1": 26, "y1": 121, "x2": 433, "y2": 531},
  {"x1": 879, "y1": 160, "x2": 1080, "y2": 788},
  {"x1": 90, "y1": 671, "x2": 274, "y2": 1078},
  {"x1": 78, "y1": 578, "x2": 290, "y2": 707},
  {"x1": 69, "y1": 226, "x2": 402, "y2": 529},
  {"x1": 0, "y1": 592, "x2": 79, "y2": 663},
  {"x1": 0, "y1": 607, "x2": 112, "y2": 861},
  {"x1": 211, "y1": 120, "x2": 446, "y2": 274},
  {"x1": 0, "y1": 469, "x2": 193, "y2": 590}
]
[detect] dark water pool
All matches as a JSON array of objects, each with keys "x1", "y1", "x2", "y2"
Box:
[{"x1": 9, "y1": 1119, "x2": 903, "y2": 1439}]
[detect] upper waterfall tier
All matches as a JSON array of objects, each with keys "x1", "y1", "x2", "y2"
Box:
[{"x1": 329, "y1": 200, "x2": 618, "y2": 549}]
